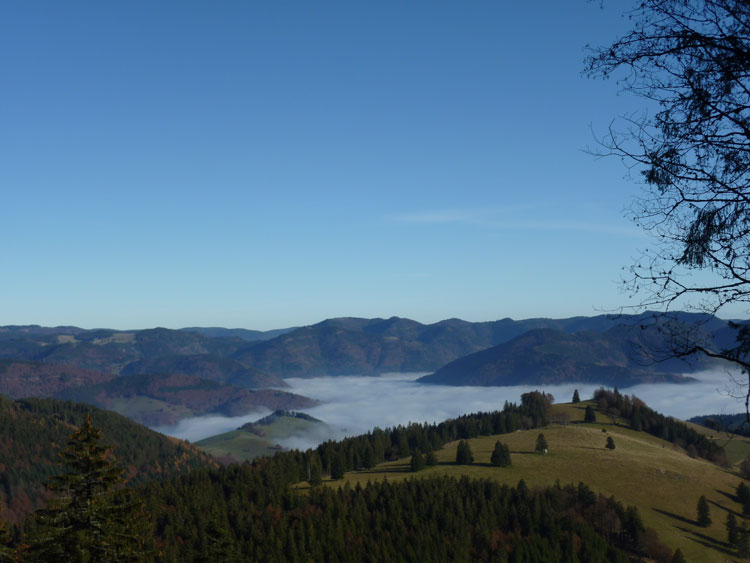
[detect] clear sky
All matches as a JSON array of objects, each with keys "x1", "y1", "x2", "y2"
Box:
[{"x1": 2, "y1": 1, "x2": 665, "y2": 330}]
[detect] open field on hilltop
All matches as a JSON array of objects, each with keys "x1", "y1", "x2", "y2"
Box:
[
  {"x1": 685, "y1": 419, "x2": 750, "y2": 466},
  {"x1": 196, "y1": 428, "x2": 279, "y2": 462},
  {"x1": 197, "y1": 415, "x2": 323, "y2": 462},
  {"x1": 307, "y1": 401, "x2": 749, "y2": 563}
]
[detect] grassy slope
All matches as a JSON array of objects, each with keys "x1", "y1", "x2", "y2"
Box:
[
  {"x1": 197, "y1": 416, "x2": 323, "y2": 462},
  {"x1": 320, "y1": 402, "x2": 748, "y2": 563},
  {"x1": 683, "y1": 419, "x2": 750, "y2": 466},
  {"x1": 196, "y1": 429, "x2": 279, "y2": 462}
]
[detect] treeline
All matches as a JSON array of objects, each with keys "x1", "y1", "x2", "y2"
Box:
[
  {"x1": 0, "y1": 390, "x2": 688, "y2": 561},
  {"x1": 689, "y1": 412, "x2": 750, "y2": 437},
  {"x1": 131, "y1": 467, "x2": 672, "y2": 562},
  {"x1": 253, "y1": 391, "x2": 551, "y2": 484},
  {"x1": 593, "y1": 388, "x2": 727, "y2": 464}
]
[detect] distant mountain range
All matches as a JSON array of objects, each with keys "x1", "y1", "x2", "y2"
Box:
[
  {"x1": 0, "y1": 312, "x2": 737, "y2": 412},
  {"x1": 418, "y1": 327, "x2": 700, "y2": 387}
]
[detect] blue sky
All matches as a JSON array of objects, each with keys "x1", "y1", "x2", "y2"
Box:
[{"x1": 2, "y1": 1, "x2": 662, "y2": 330}]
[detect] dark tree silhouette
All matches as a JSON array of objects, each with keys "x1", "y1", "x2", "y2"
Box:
[
  {"x1": 671, "y1": 548, "x2": 686, "y2": 563},
  {"x1": 490, "y1": 441, "x2": 511, "y2": 467},
  {"x1": 585, "y1": 405, "x2": 596, "y2": 423},
  {"x1": 727, "y1": 511, "x2": 738, "y2": 546},
  {"x1": 697, "y1": 495, "x2": 712, "y2": 527},
  {"x1": 24, "y1": 414, "x2": 147, "y2": 562},
  {"x1": 606, "y1": 436, "x2": 616, "y2": 450},
  {"x1": 410, "y1": 450, "x2": 426, "y2": 472},
  {"x1": 425, "y1": 449, "x2": 438, "y2": 466},
  {"x1": 586, "y1": 0, "x2": 750, "y2": 416},
  {"x1": 330, "y1": 454, "x2": 345, "y2": 480},
  {"x1": 572, "y1": 389, "x2": 580, "y2": 403},
  {"x1": 309, "y1": 463, "x2": 322, "y2": 487},
  {"x1": 455, "y1": 440, "x2": 474, "y2": 465},
  {"x1": 535, "y1": 433, "x2": 548, "y2": 454}
]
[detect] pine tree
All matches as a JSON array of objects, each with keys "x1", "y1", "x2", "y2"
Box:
[
  {"x1": 606, "y1": 436, "x2": 616, "y2": 450},
  {"x1": 490, "y1": 441, "x2": 511, "y2": 467},
  {"x1": 424, "y1": 449, "x2": 438, "y2": 466},
  {"x1": 455, "y1": 440, "x2": 474, "y2": 465},
  {"x1": 697, "y1": 495, "x2": 712, "y2": 527},
  {"x1": 739, "y1": 524, "x2": 750, "y2": 558},
  {"x1": 584, "y1": 405, "x2": 596, "y2": 423},
  {"x1": 24, "y1": 413, "x2": 148, "y2": 562},
  {"x1": 671, "y1": 548, "x2": 686, "y2": 563},
  {"x1": 535, "y1": 433, "x2": 548, "y2": 454},
  {"x1": 330, "y1": 454, "x2": 345, "y2": 480},
  {"x1": 410, "y1": 450, "x2": 426, "y2": 472},
  {"x1": 726, "y1": 512, "x2": 738, "y2": 546},
  {"x1": 309, "y1": 463, "x2": 322, "y2": 487},
  {"x1": 572, "y1": 389, "x2": 580, "y2": 403},
  {"x1": 738, "y1": 482, "x2": 750, "y2": 516}
]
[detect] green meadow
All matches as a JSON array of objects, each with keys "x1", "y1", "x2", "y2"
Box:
[{"x1": 311, "y1": 401, "x2": 750, "y2": 562}]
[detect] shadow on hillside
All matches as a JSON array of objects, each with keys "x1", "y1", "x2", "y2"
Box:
[
  {"x1": 651, "y1": 507, "x2": 696, "y2": 527},
  {"x1": 654, "y1": 508, "x2": 737, "y2": 558},
  {"x1": 356, "y1": 465, "x2": 409, "y2": 475},
  {"x1": 675, "y1": 526, "x2": 735, "y2": 557},
  {"x1": 509, "y1": 450, "x2": 540, "y2": 455},
  {"x1": 715, "y1": 489, "x2": 738, "y2": 506}
]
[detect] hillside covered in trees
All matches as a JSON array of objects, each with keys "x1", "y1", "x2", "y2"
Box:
[
  {"x1": 0, "y1": 391, "x2": 689, "y2": 562},
  {"x1": 0, "y1": 396, "x2": 215, "y2": 523}
]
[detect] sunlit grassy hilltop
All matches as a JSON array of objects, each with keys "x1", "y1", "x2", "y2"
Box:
[{"x1": 312, "y1": 401, "x2": 750, "y2": 563}]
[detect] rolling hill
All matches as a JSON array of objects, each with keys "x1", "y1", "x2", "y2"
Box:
[
  {"x1": 330, "y1": 401, "x2": 746, "y2": 563},
  {"x1": 196, "y1": 410, "x2": 327, "y2": 463},
  {"x1": 56, "y1": 373, "x2": 318, "y2": 426},
  {"x1": 0, "y1": 396, "x2": 215, "y2": 523},
  {"x1": 0, "y1": 359, "x2": 115, "y2": 398},
  {"x1": 232, "y1": 312, "x2": 726, "y2": 377},
  {"x1": 418, "y1": 326, "x2": 706, "y2": 386}
]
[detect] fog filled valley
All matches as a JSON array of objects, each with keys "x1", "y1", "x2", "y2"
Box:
[
  {"x1": 156, "y1": 370, "x2": 748, "y2": 447},
  {"x1": 6, "y1": 1, "x2": 750, "y2": 559},
  {"x1": 3, "y1": 318, "x2": 750, "y2": 562}
]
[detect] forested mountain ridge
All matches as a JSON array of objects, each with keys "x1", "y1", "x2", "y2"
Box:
[
  {"x1": 418, "y1": 326, "x2": 709, "y2": 387},
  {"x1": 0, "y1": 359, "x2": 115, "y2": 399},
  {"x1": 2, "y1": 390, "x2": 733, "y2": 561},
  {"x1": 0, "y1": 312, "x2": 733, "y2": 382},
  {"x1": 231, "y1": 311, "x2": 728, "y2": 377},
  {"x1": 0, "y1": 396, "x2": 215, "y2": 523},
  {"x1": 56, "y1": 373, "x2": 318, "y2": 426}
]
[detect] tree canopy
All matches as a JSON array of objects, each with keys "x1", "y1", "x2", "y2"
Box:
[
  {"x1": 23, "y1": 414, "x2": 147, "y2": 562},
  {"x1": 586, "y1": 0, "x2": 750, "y2": 407}
]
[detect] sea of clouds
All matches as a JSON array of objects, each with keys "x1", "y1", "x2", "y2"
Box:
[{"x1": 154, "y1": 370, "x2": 748, "y2": 448}]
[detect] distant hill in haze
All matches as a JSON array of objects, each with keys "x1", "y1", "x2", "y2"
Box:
[
  {"x1": 0, "y1": 312, "x2": 734, "y2": 384},
  {"x1": 179, "y1": 326, "x2": 297, "y2": 341},
  {"x1": 56, "y1": 373, "x2": 318, "y2": 426},
  {"x1": 0, "y1": 359, "x2": 115, "y2": 398},
  {"x1": 120, "y1": 353, "x2": 286, "y2": 388},
  {"x1": 231, "y1": 312, "x2": 726, "y2": 378},
  {"x1": 418, "y1": 327, "x2": 706, "y2": 387},
  {"x1": 197, "y1": 410, "x2": 328, "y2": 463},
  {"x1": 0, "y1": 326, "x2": 248, "y2": 375}
]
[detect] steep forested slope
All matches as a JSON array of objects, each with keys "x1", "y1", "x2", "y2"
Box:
[{"x1": 0, "y1": 396, "x2": 214, "y2": 523}]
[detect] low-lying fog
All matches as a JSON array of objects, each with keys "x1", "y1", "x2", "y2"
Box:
[{"x1": 154, "y1": 370, "x2": 747, "y2": 449}]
